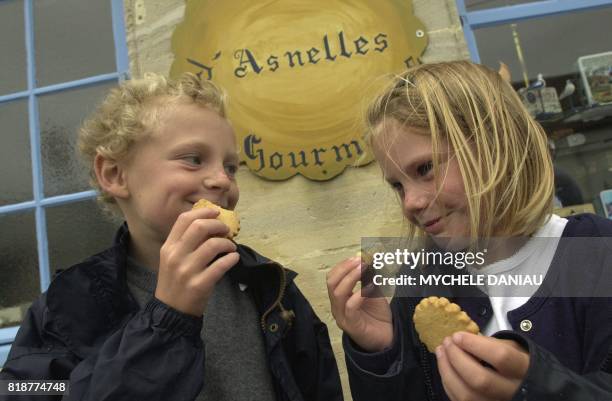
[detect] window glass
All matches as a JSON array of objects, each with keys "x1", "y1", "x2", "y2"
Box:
[
  {"x1": 34, "y1": 0, "x2": 116, "y2": 86},
  {"x1": 475, "y1": 6, "x2": 612, "y2": 86},
  {"x1": 0, "y1": 0, "x2": 27, "y2": 95},
  {"x1": 465, "y1": 0, "x2": 541, "y2": 11},
  {"x1": 0, "y1": 211, "x2": 39, "y2": 329},
  {"x1": 552, "y1": 126, "x2": 612, "y2": 213},
  {"x1": 46, "y1": 200, "x2": 120, "y2": 276},
  {"x1": 474, "y1": 6, "x2": 612, "y2": 214},
  {"x1": 39, "y1": 82, "x2": 117, "y2": 197},
  {"x1": 0, "y1": 0, "x2": 127, "y2": 365},
  {"x1": 0, "y1": 99, "x2": 32, "y2": 206}
]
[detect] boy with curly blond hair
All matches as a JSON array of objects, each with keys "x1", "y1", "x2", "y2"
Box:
[{"x1": 1, "y1": 73, "x2": 343, "y2": 401}]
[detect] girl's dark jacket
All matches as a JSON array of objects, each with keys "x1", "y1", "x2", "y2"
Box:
[
  {"x1": 0, "y1": 225, "x2": 343, "y2": 401},
  {"x1": 344, "y1": 214, "x2": 612, "y2": 401}
]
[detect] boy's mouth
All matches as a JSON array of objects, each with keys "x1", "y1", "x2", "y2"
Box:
[{"x1": 190, "y1": 198, "x2": 226, "y2": 209}]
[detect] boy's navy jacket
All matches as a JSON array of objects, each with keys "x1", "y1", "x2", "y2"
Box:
[
  {"x1": 344, "y1": 214, "x2": 612, "y2": 401},
  {"x1": 0, "y1": 224, "x2": 344, "y2": 401}
]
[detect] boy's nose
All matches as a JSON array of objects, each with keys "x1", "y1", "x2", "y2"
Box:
[{"x1": 202, "y1": 169, "x2": 231, "y2": 191}]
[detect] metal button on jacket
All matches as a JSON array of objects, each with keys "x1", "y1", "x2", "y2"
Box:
[{"x1": 520, "y1": 319, "x2": 533, "y2": 332}]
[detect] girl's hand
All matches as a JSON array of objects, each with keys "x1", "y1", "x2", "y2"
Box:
[
  {"x1": 326, "y1": 256, "x2": 393, "y2": 352},
  {"x1": 155, "y1": 207, "x2": 240, "y2": 316},
  {"x1": 436, "y1": 332, "x2": 530, "y2": 401}
]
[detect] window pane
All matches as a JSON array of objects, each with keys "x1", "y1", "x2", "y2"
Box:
[
  {"x1": 0, "y1": 99, "x2": 32, "y2": 206},
  {"x1": 0, "y1": 211, "x2": 39, "y2": 329},
  {"x1": 475, "y1": 6, "x2": 612, "y2": 86},
  {"x1": 46, "y1": 200, "x2": 119, "y2": 276},
  {"x1": 0, "y1": 0, "x2": 27, "y2": 95},
  {"x1": 34, "y1": 0, "x2": 116, "y2": 86},
  {"x1": 475, "y1": 6, "x2": 612, "y2": 215},
  {"x1": 465, "y1": 0, "x2": 541, "y2": 11},
  {"x1": 552, "y1": 128, "x2": 612, "y2": 212},
  {"x1": 39, "y1": 81, "x2": 117, "y2": 197}
]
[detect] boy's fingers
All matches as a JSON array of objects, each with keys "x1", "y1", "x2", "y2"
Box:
[
  {"x1": 195, "y1": 251, "x2": 240, "y2": 290},
  {"x1": 452, "y1": 332, "x2": 530, "y2": 378},
  {"x1": 444, "y1": 338, "x2": 517, "y2": 398},
  {"x1": 191, "y1": 237, "x2": 238, "y2": 269},
  {"x1": 166, "y1": 207, "x2": 220, "y2": 244},
  {"x1": 180, "y1": 218, "x2": 230, "y2": 251}
]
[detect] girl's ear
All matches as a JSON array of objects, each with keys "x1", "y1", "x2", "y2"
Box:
[{"x1": 94, "y1": 153, "x2": 129, "y2": 199}]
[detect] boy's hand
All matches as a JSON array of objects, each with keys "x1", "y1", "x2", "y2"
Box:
[
  {"x1": 155, "y1": 207, "x2": 240, "y2": 316},
  {"x1": 326, "y1": 257, "x2": 393, "y2": 352},
  {"x1": 436, "y1": 332, "x2": 530, "y2": 401}
]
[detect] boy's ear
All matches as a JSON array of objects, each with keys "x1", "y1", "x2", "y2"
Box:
[{"x1": 94, "y1": 153, "x2": 129, "y2": 199}]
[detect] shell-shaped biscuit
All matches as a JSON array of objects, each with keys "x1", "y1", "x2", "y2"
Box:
[
  {"x1": 192, "y1": 199, "x2": 240, "y2": 239},
  {"x1": 412, "y1": 296, "x2": 480, "y2": 353}
]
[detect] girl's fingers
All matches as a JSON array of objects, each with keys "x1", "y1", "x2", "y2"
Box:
[
  {"x1": 436, "y1": 345, "x2": 490, "y2": 401},
  {"x1": 326, "y1": 257, "x2": 361, "y2": 291},
  {"x1": 326, "y1": 257, "x2": 363, "y2": 329},
  {"x1": 452, "y1": 332, "x2": 530, "y2": 379},
  {"x1": 444, "y1": 337, "x2": 518, "y2": 399},
  {"x1": 345, "y1": 287, "x2": 367, "y2": 318},
  {"x1": 331, "y1": 263, "x2": 362, "y2": 304}
]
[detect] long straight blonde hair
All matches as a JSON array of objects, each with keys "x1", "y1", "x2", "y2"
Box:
[{"x1": 366, "y1": 61, "x2": 553, "y2": 239}]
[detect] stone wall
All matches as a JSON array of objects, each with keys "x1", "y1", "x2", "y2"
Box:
[{"x1": 122, "y1": 1, "x2": 469, "y2": 398}]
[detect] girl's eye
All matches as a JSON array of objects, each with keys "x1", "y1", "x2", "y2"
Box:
[
  {"x1": 390, "y1": 181, "x2": 404, "y2": 194},
  {"x1": 183, "y1": 155, "x2": 202, "y2": 165},
  {"x1": 417, "y1": 161, "x2": 433, "y2": 177},
  {"x1": 224, "y1": 164, "x2": 238, "y2": 176}
]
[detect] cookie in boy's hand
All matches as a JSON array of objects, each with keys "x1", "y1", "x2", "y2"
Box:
[
  {"x1": 413, "y1": 296, "x2": 480, "y2": 353},
  {"x1": 192, "y1": 199, "x2": 240, "y2": 239}
]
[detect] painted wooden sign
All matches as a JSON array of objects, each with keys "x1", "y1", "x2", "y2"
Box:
[{"x1": 170, "y1": 0, "x2": 428, "y2": 180}]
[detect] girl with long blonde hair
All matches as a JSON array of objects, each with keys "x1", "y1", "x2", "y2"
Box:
[{"x1": 327, "y1": 61, "x2": 612, "y2": 401}]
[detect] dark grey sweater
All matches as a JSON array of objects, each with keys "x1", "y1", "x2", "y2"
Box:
[{"x1": 126, "y1": 257, "x2": 276, "y2": 401}]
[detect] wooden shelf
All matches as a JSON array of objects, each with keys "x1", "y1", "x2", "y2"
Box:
[{"x1": 538, "y1": 103, "x2": 612, "y2": 138}]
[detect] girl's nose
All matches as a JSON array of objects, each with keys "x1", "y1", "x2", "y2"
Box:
[{"x1": 402, "y1": 188, "x2": 430, "y2": 216}]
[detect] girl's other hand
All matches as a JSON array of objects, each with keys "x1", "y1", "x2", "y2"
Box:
[
  {"x1": 326, "y1": 256, "x2": 393, "y2": 352},
  {"x1": 436, "y1": 332, "x2": 530, "y2": 401}
]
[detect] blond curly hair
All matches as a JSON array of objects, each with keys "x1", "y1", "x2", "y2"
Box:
[
  {"x1": 78, "y1": 72, "x2": 227, "y2": 212},
  {"x1": 366, "y1": 61, "x2": 553, "y2": 240}
]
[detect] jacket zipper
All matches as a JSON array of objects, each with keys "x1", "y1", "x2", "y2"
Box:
[{"x1": 260, "y1": 262, "x2": 294, "y2": 332}]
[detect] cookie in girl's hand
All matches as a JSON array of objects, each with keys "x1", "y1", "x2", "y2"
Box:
[
  {"x1": 192, "y1": 199, "x2": 240, "y2": 239},
  {"x1": 413, "y1": 296, "x2": 480, "y2": 353}
]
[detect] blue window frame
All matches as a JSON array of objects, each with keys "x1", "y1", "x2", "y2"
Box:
[
  {"x1": 0, "y1": 0, "x2": 129, "y2": 366},
  {"x1": 456, "y1": 0, "x2": 612, "y2": 63}
]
